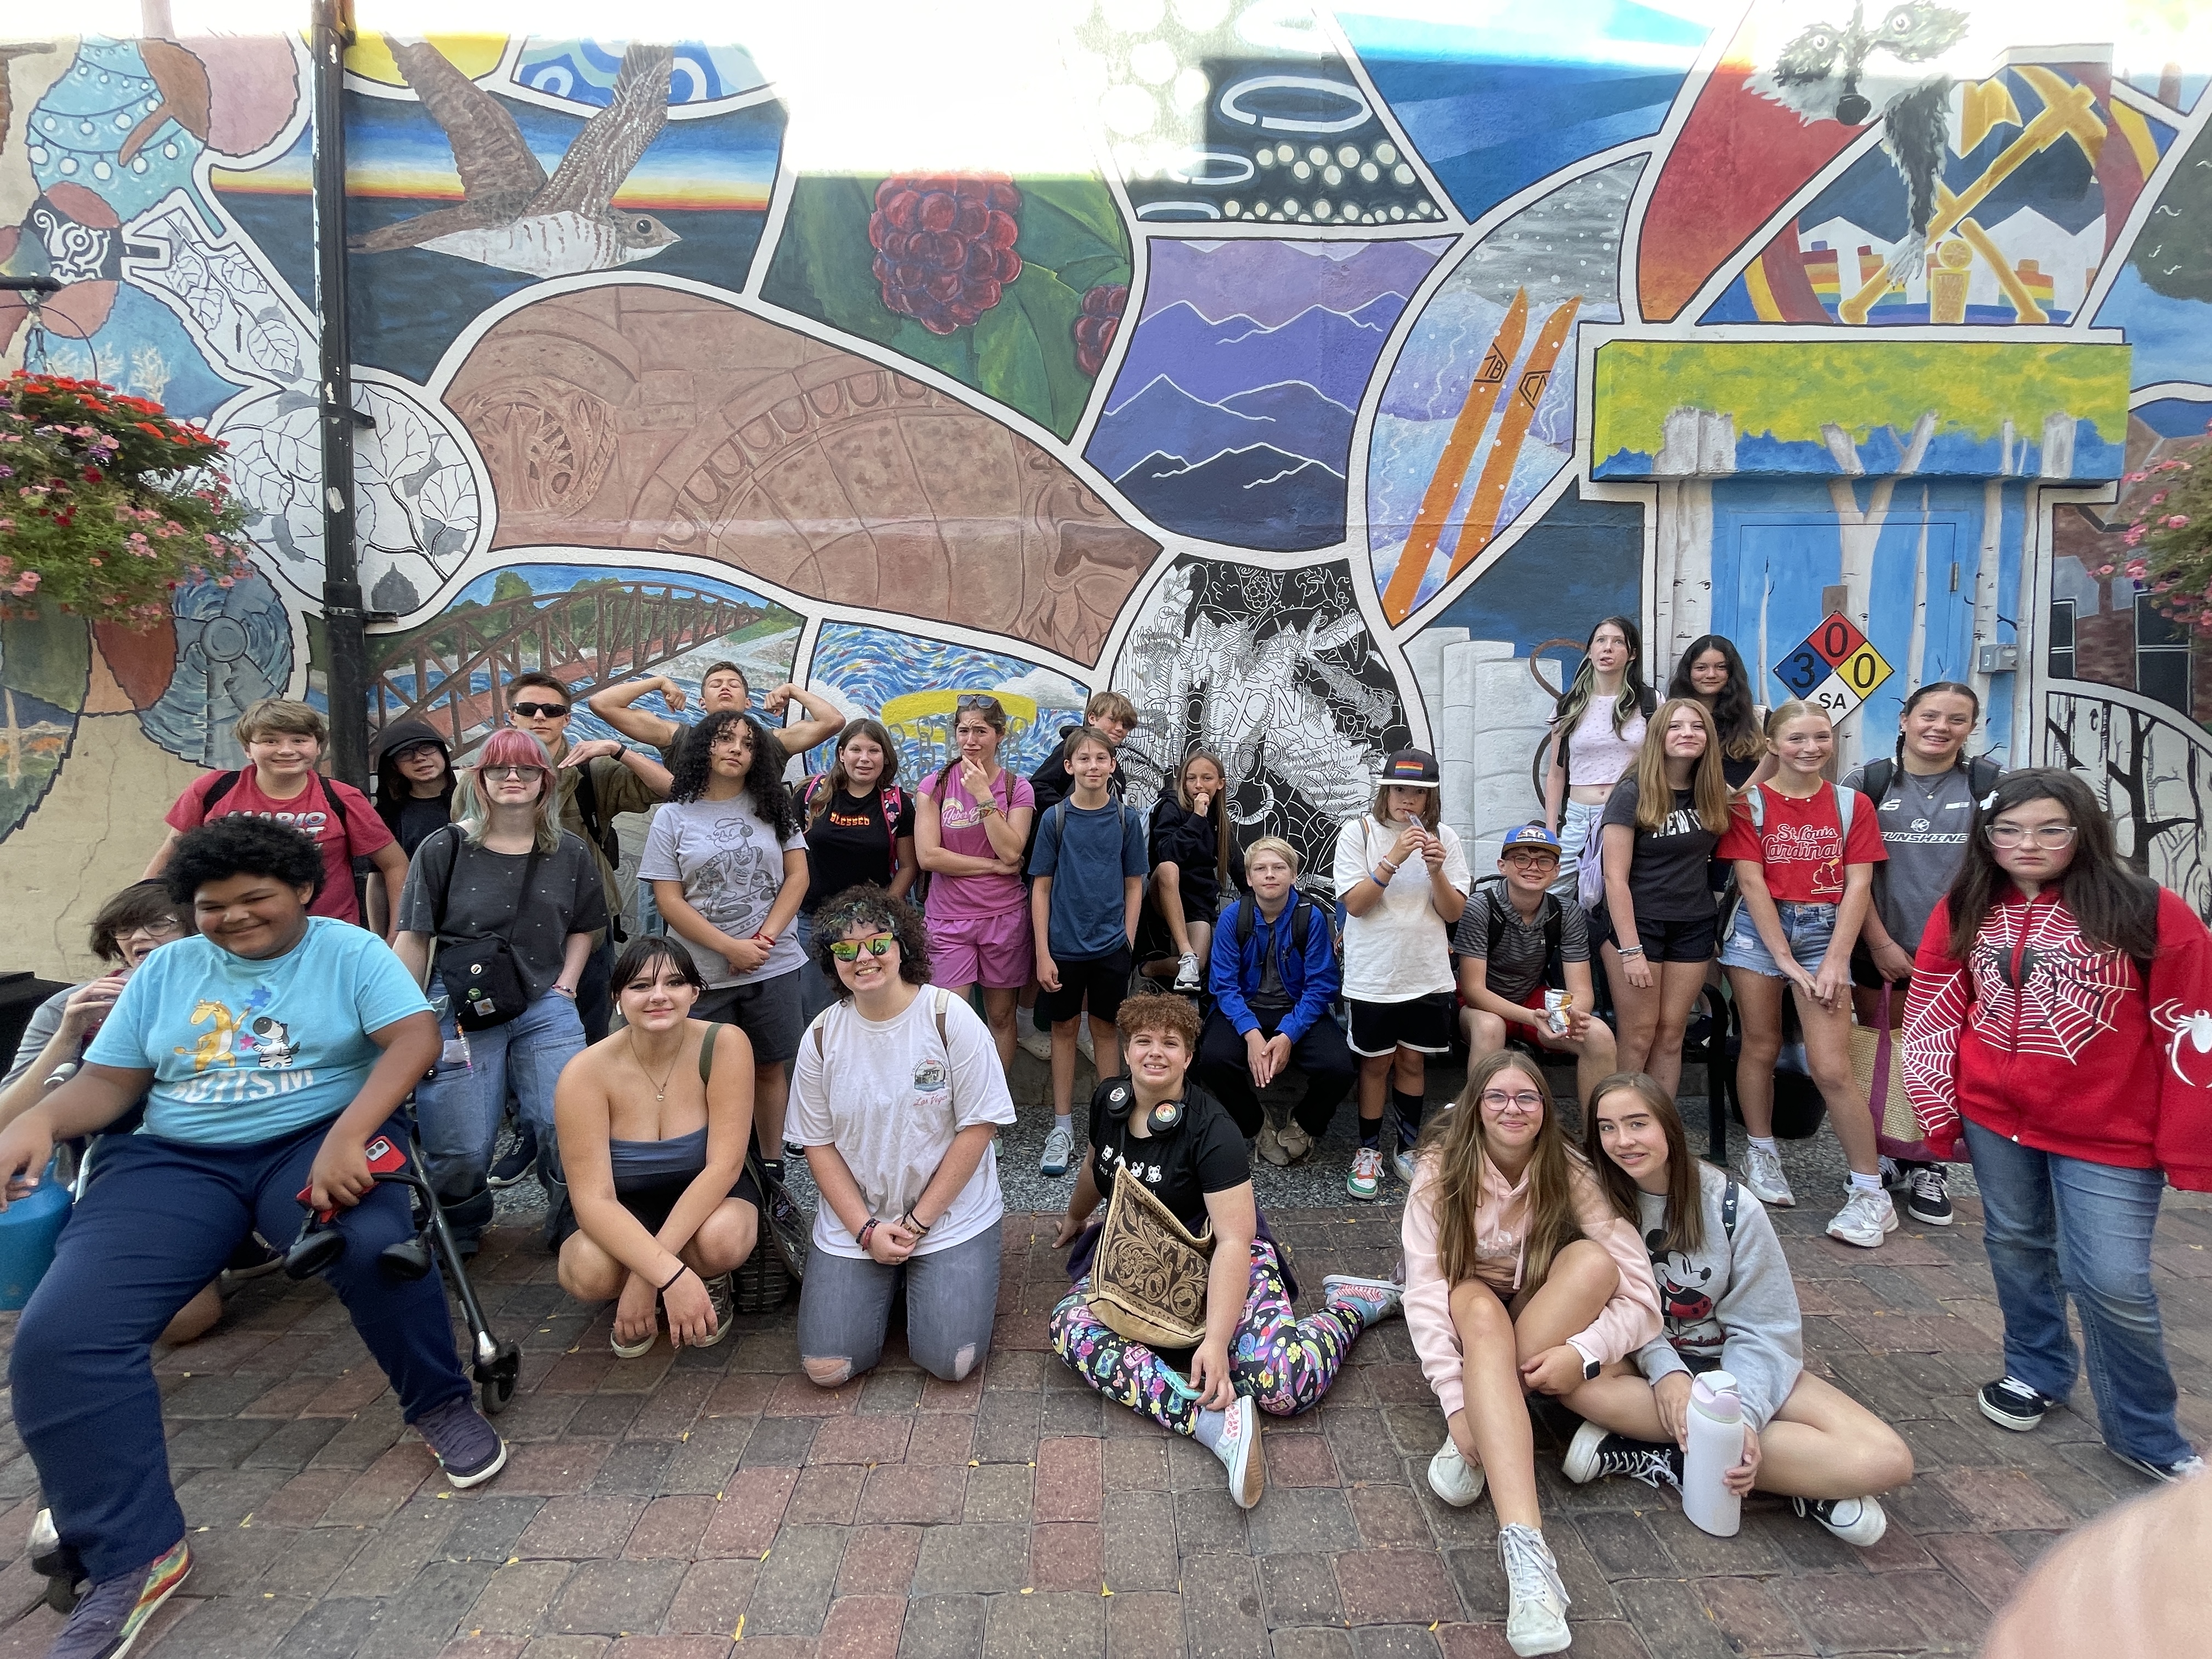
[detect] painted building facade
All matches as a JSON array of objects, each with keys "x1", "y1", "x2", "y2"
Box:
[{"x1": 2, "y1": 5, "x2": 2207, "y2": 976}]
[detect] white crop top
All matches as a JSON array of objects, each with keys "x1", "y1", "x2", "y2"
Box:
[{"x1": 1565, "y1": 699, "x2": 1647, "y2": 788}]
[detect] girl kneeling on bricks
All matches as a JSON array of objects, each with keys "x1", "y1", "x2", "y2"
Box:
[
  {"x1": 1571, "y1": 1073, "x2": 1914, "y2": 1543},
  {"x1": 1050, "y1": 994, "x2": 1403, "y2": 1511},
  {"x1": 1401, "y1": 1050, "x2": 1662, "y2": 1657}
]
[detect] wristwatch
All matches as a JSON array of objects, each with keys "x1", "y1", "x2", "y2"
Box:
[{"x1": 1582, "y1": 1355, "x2": 1602, "y2": 1381}]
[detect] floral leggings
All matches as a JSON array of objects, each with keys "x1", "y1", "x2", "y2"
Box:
[{"x1": 1049, "y1": 1239, "x2": 1360, "y2": 1436}]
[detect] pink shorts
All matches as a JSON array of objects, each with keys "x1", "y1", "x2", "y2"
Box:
[{"x1": 928, "y1": 905, "x2": 1034, "y2": 990}]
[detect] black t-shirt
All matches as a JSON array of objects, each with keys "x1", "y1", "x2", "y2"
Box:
[
  {"x1": 393, "y1": 794, "x2": 452, "y2": 857},
  {"x1": 1600, "y1": 777, "x2": 1720, "y2": 921},
  {"x1": 1086, "y1": 1077, "x2": 1249, "y2": 1234},
  {"x1": 801, "y1": 785, "x2": 916, "y2": 913},
  {"x1": 397, "y1": 827, "x2": 611, "y2": 1001}
]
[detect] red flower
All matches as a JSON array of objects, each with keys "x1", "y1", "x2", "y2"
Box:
[{"x1": 82, "y1": 467, "x2": 103, "y2": 483}]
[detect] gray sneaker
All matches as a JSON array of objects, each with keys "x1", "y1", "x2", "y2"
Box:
[
  {"x1": 1040, "y1": 1121, "x2": 1076, "y2": 1178},
  {"x1": 47, "y1": 1539, "x2": 190, "y2": 1659},
  {"x1": 696, "y1": 1272, "x2": 736, "y2": 1348},
  {"x1": 1741, "y1": 1142, "x2": 1795, "y2": 1207}
]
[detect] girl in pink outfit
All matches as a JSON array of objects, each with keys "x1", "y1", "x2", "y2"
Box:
[{"x1": 1401, "y1": 1051, "x2": 1661, "y2": 1657}]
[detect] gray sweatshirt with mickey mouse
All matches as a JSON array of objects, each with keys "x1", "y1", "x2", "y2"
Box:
[{"x1": 1633, "y1": 1161, "x2": 1804, "y2": 1431}]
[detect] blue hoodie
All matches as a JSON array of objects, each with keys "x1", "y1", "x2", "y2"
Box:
[{"x1": 1209, "y1": 888, "x2": 1340, "y2": 1043}]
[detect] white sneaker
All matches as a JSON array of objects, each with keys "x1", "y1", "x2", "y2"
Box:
[
  {"x1": 1742, "y1": 1142, "x2": 1795, "y2": 1207},
  {"x1": 1076, "y1": 1023, "x2": 1096, "y2": 1062},
  {"x1": 1794, "y1": 1493, "x2": 1888, "y2": 1546},
  {"x1": 1427, "y1": 1438, "x2": 1485, "y2": 1507},
  {"x1": 1346, "y1": 1146, "x2": 1385, "y2": 1201},
  {"x1": 1174, "y1": 952, "x2": 1203, "y2": 991},
  {"x1": 1498, "y1": 1523, "x2": 1572, "y2": 1656},
  {"x1": 1826, "y1": 1187, "x2": 1898, "y2": 1249},
  {"x1": 1392, "y1": 1142, "x2": 1418, "y2": 1185},
  {"x1": 1209, "y1": 1395, "x2": 1264, "y2": 1508},
  {"x1": 1040, "y1": 1121, "x2": 1076, "y2": 1178}
]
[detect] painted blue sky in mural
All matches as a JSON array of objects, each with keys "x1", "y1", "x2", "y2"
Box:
[{"x1": 1338, "y1": 0, "x2": 1709, "y2": 223}]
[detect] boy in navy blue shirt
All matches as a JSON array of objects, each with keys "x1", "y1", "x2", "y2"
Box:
[
  {"x1": 1029, "y1": 725, "x2": 1148, "y2": 1178},
  {"x1": 1195, "y1": 836, "x2": 1352, "y2": 1165}
]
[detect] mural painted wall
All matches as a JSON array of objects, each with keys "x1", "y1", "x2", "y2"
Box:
[{"x1": 4, "y1": 4, "x2": 2211, "y2": 977}]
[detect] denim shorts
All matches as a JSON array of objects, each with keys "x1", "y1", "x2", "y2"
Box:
[{"x1": 1719, "y1": 900, "x2": 1837, "y2": 978}]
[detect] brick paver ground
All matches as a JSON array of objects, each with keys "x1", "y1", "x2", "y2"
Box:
[{"x1": 0, "y1": 1190, "x2": 2208, "y2": 1659}]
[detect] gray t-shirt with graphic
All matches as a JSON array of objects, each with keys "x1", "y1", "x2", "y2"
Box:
[
  {"x1": 639, "y1": 794, "x2": 808, "y2": 988},
  {"x1": 1841, "y1": 761, "x2": 1982, "y2": 955}
]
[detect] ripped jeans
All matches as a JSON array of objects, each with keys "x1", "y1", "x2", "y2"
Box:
[
  {"x1": 1051, "y1": 1239, "x2": 1362, "y2": 1435},
  {"x1": 795, "y1": 1218, "x2": 1001, "y2": 1385}
]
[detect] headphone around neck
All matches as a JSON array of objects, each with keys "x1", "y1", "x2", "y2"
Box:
[{"x1": 1104, "y1": 1080, "x2": 1184, "y2": 1134}]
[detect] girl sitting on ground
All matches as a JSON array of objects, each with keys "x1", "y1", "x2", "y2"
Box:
[
  {"x1": 1570, "y1": 1071, "x2": 1914, "y2": 1545},
  {"x1": 1401, "y1": 1050, "x2": 1662, "y2": 1657},
  {"x1": 1051, "y1": 993, "x2": 1402, "y2": 1513},
  {"x1": 552, "y1": 936, "x2": 759, "y2": 1357}
]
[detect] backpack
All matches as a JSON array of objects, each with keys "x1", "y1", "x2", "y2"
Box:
[
  {"x1": 1854, "y1": 754, "x2": 2001, "y2": 810},
  {"x1": 1467, "y1": 877, "x2": 1563, "y2": 966},
  {"x1": 1743, "y1": 780, "x2": 1856, "y2": 837},
  {"x1": 201, "y1": 769, "x2": 373, "y2": 922}
]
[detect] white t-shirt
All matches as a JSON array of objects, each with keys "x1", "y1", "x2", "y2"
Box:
[
  {"x1": 1331, "y1": 815, "x2": 1470, "y2": 1002},
  {"x1": 638, "y1": 794, "x2": 808, "y2": 989},
  {"x1": 789, "y1": 988, "x2": 1017, "y2": 1257}
]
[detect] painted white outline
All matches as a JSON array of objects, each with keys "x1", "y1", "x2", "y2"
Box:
[{"x1": 344, "y1": 33, "x2": 780, "y2": 120}]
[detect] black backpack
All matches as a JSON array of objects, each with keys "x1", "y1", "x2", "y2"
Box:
[
  {"x1": 201, "y1": 769, "x2": 373, "y2": 922},
  {"x1": 1233, "y1": 891, "x2": 1320, "y2": 953},
  {"x1": 1468, "y1": 877, "x2": 1563, "y2": 964},
  {"x1": 1855, "y1": 754, "x2": 2001, "y2": 808}
]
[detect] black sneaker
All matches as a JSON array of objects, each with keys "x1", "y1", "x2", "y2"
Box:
[
  {"x1": 487, "y1": 1127, "x2": 538, "y2": 1189},
  {"x1": 2110, "y1": 1449, "x2": 2208, "y2": 1483},
  {"x1": 1979, "y1": 1376, "x2": 2059, "y2": 1432},
  {"x1": 48, "y1": 1538, "x2": 190, "y2": 1659},
  {"x1": 1902, "y1": 1163, "x2": 1954, "y2": 1226},
  {"x1": 415, "y1": 1396, "x2": 507, "y2": 1487},
  {"x1": 1561, "y1": 1419, "x2": 1682, "y2": 1489}
]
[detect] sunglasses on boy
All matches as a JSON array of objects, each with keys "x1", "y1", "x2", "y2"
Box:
[
  {"x1": 510, "y1": 701, "x2": 570, "y2": 719},
  {"x1": 829, "y1": 934, "x2": 898, "y2": 961}
]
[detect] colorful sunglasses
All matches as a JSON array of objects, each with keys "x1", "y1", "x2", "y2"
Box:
[{"x1": 828, "y1": 935, "x2": 898, "y2": 961}]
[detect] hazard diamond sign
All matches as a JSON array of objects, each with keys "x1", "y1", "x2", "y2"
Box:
[{"x1": 1772, "y1": 613, "x2": 1893, "y2": 719}]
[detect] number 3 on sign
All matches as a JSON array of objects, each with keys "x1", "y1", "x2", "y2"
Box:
[{"x1": 1775, "y1": 644, "x2": 1827, "y2": 698}]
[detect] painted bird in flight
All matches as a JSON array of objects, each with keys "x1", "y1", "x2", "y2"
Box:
[{"x1": 351, "y1": 36, "x2": 679, "y2": 277}]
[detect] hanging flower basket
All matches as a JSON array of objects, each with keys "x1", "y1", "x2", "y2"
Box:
[
  {"x1": 2091, "y1": 424, "x2": 2212, "y2": 633},
  {"x1": 0, "y1": 371, "x2": 255, "y2": 630}
]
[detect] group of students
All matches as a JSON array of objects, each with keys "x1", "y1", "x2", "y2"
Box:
[{"x1": 5, "y1": 625, "x2": 2211, "y2": 1658}]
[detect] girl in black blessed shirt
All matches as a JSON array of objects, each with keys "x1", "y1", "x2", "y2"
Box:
[
  {"x1": 796, "y1": 719, "x2": 916, "y2": 1020},
  {"x1": 1047, "y1": 994, "x2": 1404, "y2": 1511}
]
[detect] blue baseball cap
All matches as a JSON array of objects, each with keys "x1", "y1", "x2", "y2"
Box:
[{"x1": 1500, "y1": 822, "x2": 1562, "y2": 855}]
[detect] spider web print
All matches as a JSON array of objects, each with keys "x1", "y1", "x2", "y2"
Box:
[{"x1": 1962, "y1": 904, "x2": 2136, "y2": 1063}]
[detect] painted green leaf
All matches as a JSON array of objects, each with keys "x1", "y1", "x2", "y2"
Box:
[
  {"x1": 1019, "y1": 177, "x2": 1130, "y2": 268},
  {"x1": 973, "y1": 280, "x2": 1052, "y2": 434},
  {"x1": 760, "y1": 175, "x2": 901, "y2": 347},
  {"x1": 1003, "y1": 263, "x2": 1093, "y2": 435}
]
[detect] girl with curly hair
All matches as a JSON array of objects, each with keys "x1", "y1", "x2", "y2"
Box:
[{"x1": 640, "y1": 709, "x2": 809, "y2": 1165}]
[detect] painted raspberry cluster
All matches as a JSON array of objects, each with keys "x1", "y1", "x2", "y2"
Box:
[
  {"x1": 0, "y1": 371, "x2": 252, "y2": 628},
  {"x1": 870, "y1": 175, "x2": 1023, "y2": 335},
  {"x1": 1073, "y1": 283, "x2": 1128, "y2": 377}
]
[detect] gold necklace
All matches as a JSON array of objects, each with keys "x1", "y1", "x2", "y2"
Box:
[{"x1": 628, "y1": 1030, "x2": 682, "y2": 1103}]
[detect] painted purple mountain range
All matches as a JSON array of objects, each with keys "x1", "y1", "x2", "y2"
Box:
[{"x1": 1088, "y1": 241, "x2": 1440, "y2": 551}]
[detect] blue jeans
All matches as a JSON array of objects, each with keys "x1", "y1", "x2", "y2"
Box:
[
  {"x1": 417, "y1": 984, "x2": 586, "y2": 1233},
  {"x1": 12, "y1": 1113, "x2": 469, "y2": 1579},
  {"x1": 1719, "y1": 898, "x2": 1837, "y2": 977},
  {"x1": 1964, "y1": 1118, "x2": 2191, "y2": 1466}
]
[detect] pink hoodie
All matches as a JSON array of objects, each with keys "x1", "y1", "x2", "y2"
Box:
[{"x1": 1401, "y1": 1150, "x2": 1662, "y2": 1420}]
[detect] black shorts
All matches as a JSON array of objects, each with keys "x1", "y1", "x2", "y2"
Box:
[
  {"x1": 694, "y1": 970, "x2": 805, "y2": 1066},
  {"x1": 1613, "y1": 912, "x2": 1718, "y2": 965},
  {"x1": 554, "y1": 1167, "x2": 761, "y2": 1248},
  {"x1": 1849, "y1": 941, "x2": 1912, "y2": 994},
  {"x1": 1347, "y1": 991, "x2": 1455, "y2": 1058},
  {"x1": 1040, "y1": 946, "x2": 1133, "y2": 1025}
]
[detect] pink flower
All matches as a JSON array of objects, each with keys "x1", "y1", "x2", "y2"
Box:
[
  {"x1": 2124, "y1": 524, "x2": 2146, "y2": 546},
  {"x1": 2168, "y1": 515, "x2": 2192, "y2": 529},
  {"x1": 8, "y1": 571, "x2": 39, "y2": 596},
  {"x1": 2127, "y1": 558, "x2": 2149, "y2": 579},
  {"x1": 2151, "y1": 493, "x2": 2168, "y2": 506},
  {"x1": 2125, "y1": 470, "x2": 2150, "y2": 483}
]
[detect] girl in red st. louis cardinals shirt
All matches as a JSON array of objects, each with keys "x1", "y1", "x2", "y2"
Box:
[
  {"x1": 1715, "y1": 699, "x2": 1891, "y2": 1248},
  {"x1": 1901, "y1": 768, "x2": 2210, "y2": 1483}
]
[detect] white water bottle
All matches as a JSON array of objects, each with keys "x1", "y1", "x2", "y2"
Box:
[{"x1": 1681, "y1": 1369, "x2": 1745, "y2": 1537}]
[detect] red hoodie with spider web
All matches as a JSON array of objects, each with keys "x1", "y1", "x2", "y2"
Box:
[{"x1": 1900, "y1": 886, "x2": 2212, "y2": 1190}]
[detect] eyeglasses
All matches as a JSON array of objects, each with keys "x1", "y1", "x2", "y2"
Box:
[
  {"x1": 391, "y1": 742, "x2": 443, "y2": 763},
  {"x1": 1986, "y1": 823, "x2": 2079, "y2": 849},
  {"x1": 119, "y1": 919, "x2": 185, "y2": 944},
  {"x1": 955, "y1": 695, "x2": 1001, "y2": 713},
  {"x1": 486, "y1": 765, "x2": 543, "y2": 781},
  {"x1": 828, "y1": 935, "x2": 898, "y2": 961},
  {"x1": 510, "y1": 701, "x2": 570, "y2": 719},
  {"x1": 1479, "y1": 1090, "x2": 1545, "y2": 1111}
]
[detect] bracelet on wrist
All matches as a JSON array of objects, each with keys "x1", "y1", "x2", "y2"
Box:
[
  {"x1": 903, "y1": 1210, "x2": 932, "y2": 1237},
  {"x1": 1617, "y1": 945, "x2": 1645, "y2": 958},
  {"x1": 857, "y1": 1218, "x2": 879, "y2": 1250},
  {"x1": 657, "y1": 1261, "x2": 691, "y2": 1294}
]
